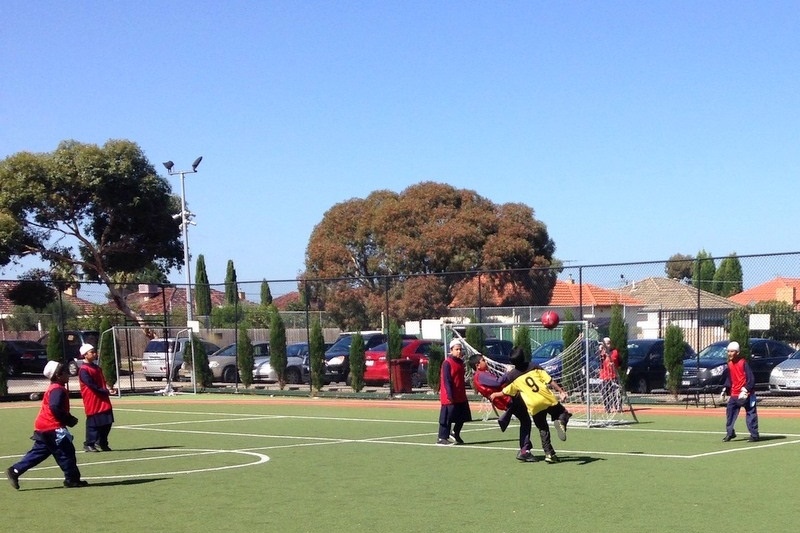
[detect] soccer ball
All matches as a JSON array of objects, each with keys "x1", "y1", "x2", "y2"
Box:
[{"x1": 541, "y1": 310, "x2": 560, "y2": 329}]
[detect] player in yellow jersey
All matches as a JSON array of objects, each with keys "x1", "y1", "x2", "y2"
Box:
[{"x1": 491, "y1": 348, "x2": 572, "y2": 463}]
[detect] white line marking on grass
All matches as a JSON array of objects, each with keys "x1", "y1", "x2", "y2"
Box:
[{"x1": 5, "y1": 448, "x2": 270, "y2": 482}]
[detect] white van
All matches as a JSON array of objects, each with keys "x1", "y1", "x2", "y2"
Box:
[{"x1": 141, "y1": 337, "x2": 220, "y2": 381}]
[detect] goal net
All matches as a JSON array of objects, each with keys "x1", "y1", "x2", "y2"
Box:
[{"x1": 444, "y1": 320, "x2": 637, "y2": 428}]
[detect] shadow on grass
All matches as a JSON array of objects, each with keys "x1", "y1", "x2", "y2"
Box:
[
  {"x1": 23, "y1": 478, "x2": 170, "y2": 491},
  {"x1": 557, "y1": 455, "x2": 603, "y2": 465},
  {"x1": 112, "y1": 445, "x2": 184, "y2": 452}
]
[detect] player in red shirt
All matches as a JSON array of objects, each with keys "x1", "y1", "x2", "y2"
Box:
[
  {"x1": 720, "y1": 341, "x2": 759, "y2": 442},
  {"x1": 6, "y1": 361, "x2": 88, "y2": 490}
]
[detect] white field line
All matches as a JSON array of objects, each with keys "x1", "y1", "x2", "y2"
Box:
[{"x1": 113, "y1": 408, "x2": 800, "y2": 460}]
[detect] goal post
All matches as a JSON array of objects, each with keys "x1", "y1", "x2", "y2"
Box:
[{"x1": 441, "y1": 320, "x2": 637, "y2": 428}]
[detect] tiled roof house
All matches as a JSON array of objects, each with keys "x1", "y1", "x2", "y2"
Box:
[
  {"x1": 613, "y1": 277, "x2": 741, "y2": 346},
  {"x1": 728, "y1": 277, "x2": 800, "y2": 311}
]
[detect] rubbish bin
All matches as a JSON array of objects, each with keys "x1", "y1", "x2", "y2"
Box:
[{"x1": 390, "y1": 359, "x2": 414, "y2": 393}]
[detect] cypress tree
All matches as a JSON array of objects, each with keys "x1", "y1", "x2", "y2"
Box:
[
  {"x1": 426, "y1": 343, "x2": 444, "y2": 393},
  {"x1": 237, "y1": 326, "x2": 254, "y2": 388},
  {"x1": 309, "y1": 320, "x2": 325, "y2": 393},
  {"x1": 46, "y1": 323, "x2": 63, "y2": 363},
  {"x1": 195, "y1": 254, "x2": 212, "y2": 317},
  {"x1": 260, "y1": 279, "x2": 273, "y2": 306},
  {"x1": 98, "y1": 317, "x2": 117, "y2": 388},
  {"x1": 692, "y1": 250, "x2": 716, "y2": 293},
  {"x1": 269, "y1": 308, "x2": 287, "y2": 388},
  {"x1": 189, "y1": 334, "x2": 214, "y2": 388},
  {"x1": 224, "y1": 260, "x2": 238, "y2": 305},
  {"x1": 663, "y1": 323, "x2": 685, "y2": 396},
  {"x1": 513, "y1": 326, "x2": 531, "y2": 361},
  {"x1": 349, "y1": 332, "x2": 365, "y2": 392}
]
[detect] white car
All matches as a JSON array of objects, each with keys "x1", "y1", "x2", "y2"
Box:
[{"x1": 769, "y1": 350, "x2": 800, "y2": 394}]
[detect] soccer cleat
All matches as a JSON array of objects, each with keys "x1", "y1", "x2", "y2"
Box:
[
  {"x1": 722, "y1": 432, "x2": 736, "y2": 442},
  {"x1": 516, "y1": 451, "x2": 537, "y2": 462},
  {"x1": 436, "y1": 439, "x2": 453, "y2": 446},
  {"x1": 544, "y1": 454, "x2": 560, "y2": 464},
  {"x1": 6, "y1": 467, "x2": 20, "y2": 490},
  {"x1": 747, "y1": 436, "x2": 760, "y2": 442},
  {"x1": 84, "y1": 446, "x2": 98, "y2": 453},
  {"x1": 452, "y1": 435, "x2": 465, "y2": 445},
  {"x1": 553, "y1": 420, "x2": 567, "y2": 442},
  {"x1": 97, "y1": 445, "x2": 112, "y2": 452},
  {"x1": 63, "y1": 479, "x2": 89, "y2": 488}
]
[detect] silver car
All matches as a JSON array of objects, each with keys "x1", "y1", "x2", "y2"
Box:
[
  {"x1": 253, "y1": 342, "x2": 310, "y2": 384},
  {"x1": 206, "y1": 341, "x2": 270, "y2": 383},
  {"x1": 769, "y1": 349, "x2": 800, "y2": 394}
]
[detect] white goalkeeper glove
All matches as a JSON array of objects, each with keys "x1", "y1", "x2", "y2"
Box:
[
  {"x1": 738, "y1": 388, "x2": 748, "y2": 400},
  {"x1": 719, "y1": 388, "x2": 727, "y2": 401}
]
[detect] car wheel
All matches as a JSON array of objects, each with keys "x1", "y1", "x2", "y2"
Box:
[
  {"x1": 68, "y1": 360, "x2": 79, "y2": 376},
  {"x1": 633, "y1": 377, "x2": 649, "y2": 394},
  {"x1": 285, "y1": 367, "x2": 301, "y2": 385},
  {"x1": 145, "y1": 376, "x2": 153, "y2": 382},
  {"x1": 410, "y1": 371, "x2": 423, "y2": 389},
  {"x1": 345, "y1": 373, "x2": 352, "y2": 387},
  {"x1": 222, "y1": 366, "x2": 238, "y2": 383}
]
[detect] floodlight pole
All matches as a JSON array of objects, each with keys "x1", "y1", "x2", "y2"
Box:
[{"x1": 163, "y1": 157, "x2": 202, "y2": 326}]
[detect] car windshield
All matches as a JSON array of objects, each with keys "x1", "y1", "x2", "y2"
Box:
[
  {"x1": 287, "y1": 344, "x2": 307, "y2": 357},
  {"x1": 697, "y1": 343, "x2": 727, "y2": 360},
  {"x1": 145, "y1": 340, "x2": 175, "y2": 353},
  {"x1": 212, "y1": 344, "x2": 237, "y2": 357},
  {"x1": 626, "y1": 342, "x2": 656, "y2": 360},
  {"x1": 788, "y1": 350, "x2": 800, "y2": 360}
]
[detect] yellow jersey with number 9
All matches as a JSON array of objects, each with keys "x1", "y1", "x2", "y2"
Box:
[{"x1": 502, "y1": 368, "x2": 558, "y2": 416}]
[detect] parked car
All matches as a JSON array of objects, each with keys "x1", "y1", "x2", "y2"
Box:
[
  {"x1": 540, "y1": 339, "x2": 600, "y2": 381},
  {"x1": 37, "y1": 329, "x2": 99, "y2": 376},
  {"x1": 324, "y1": 331, "x2": 416, "y2": 384},
  {"x1": 482, "y1": 338, "x2": 515, "y2": 363},
  {"x1": 253, "y1": 342, "x2": 310, "y2": 384},
  {"x1": 531, "y1": 340, "x2": 564, "y2": 366},
  {"x1": 769, "y1": 350, "x2": 800, "y2": 394},
  {"x1": 201, "y1": 341, "x2": 270, "y2": 383},
  {"x1": 1, "y1": 340, "x2": 49, "y2": 376},
  {"x1": 363, "y1": 339, "x2": 442, "y2": 387},
  {"x1": 676, "y1": 338, "x2": 796, "y2": 391},
  {"x1": 625, "y1": 339, "x2": 695, "y2": 393},
  {"x1": 142, "y1": 337, "x2": 220, "y2": 381}
]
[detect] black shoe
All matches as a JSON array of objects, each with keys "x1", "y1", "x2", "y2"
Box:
[
  {"x1": 722, "y1": 432, "x2": 736, "y2": 442},
  {"x1": 516, "y1": 451, "x2": 536, "y2": 462},
  {"x1": 84, "y1": 446, "x2": 98, "y2": 453},
  {"x1": 544, "y1": 454, "x2": 560, "y2": 464},
  {"x1": 97, "y1": 445, "x2": 112, "y2": 452},
  {"x1": 453, "y1": 435, "x2": 465, "y2": 445},
  {"x1": 6, "y1": 467, "x2": 19, "y2": 490},
  {"x1": 747, "y1": 436, "x2": 760, "y2": 442},
  {"x1": 63, "y1": 479, "x2": 89, "y2": 488},
  {"x1": 436, "y1": 439, "x2": 453, "y2": 446}
]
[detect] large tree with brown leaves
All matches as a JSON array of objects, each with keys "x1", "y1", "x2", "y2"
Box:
[{"x1": 303, "y1": 182, "x2": 557, "y2": 329}]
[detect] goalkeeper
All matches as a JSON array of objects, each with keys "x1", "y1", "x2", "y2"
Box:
[
  {"x1": 720, "y1": 341, "x2": 759, "y2": 443},
  {"x1": 490, "y1": 348, "x2": 572, "y2": 464}
]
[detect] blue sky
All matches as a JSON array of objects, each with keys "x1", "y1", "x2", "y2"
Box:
[{"x1": 2, "y1": 1, "x2": 798, "y2": 295}]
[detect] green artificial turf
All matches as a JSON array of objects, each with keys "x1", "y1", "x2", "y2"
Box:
[{"x1": 1, "y1": 396, "x2": 798, "y2": 533}]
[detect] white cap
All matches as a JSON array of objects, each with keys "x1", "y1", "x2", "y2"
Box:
[
  {"x1": 727, "y1": 341, "x2": 740, "y2": 352},
  {"x1": 603, "y1": 337, "x2": 611, "y2": 343},
  {"x1": 43, "y1": 361, "x2": 61, "y2": 379},
  {"x1": 449, "y1": 339, "x2": 462, "y2": 349},
  {"x1": 79, "y1": 343, "x2": 95, "y2": 356}
]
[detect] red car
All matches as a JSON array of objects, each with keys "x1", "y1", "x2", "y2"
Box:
[{"x1": 363, "y1": 339, "x2": 441, "y2": 386}]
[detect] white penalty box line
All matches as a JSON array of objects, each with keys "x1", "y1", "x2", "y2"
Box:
[{"x1": 114, "y1": 408, "x2": 800, "y2": 460}]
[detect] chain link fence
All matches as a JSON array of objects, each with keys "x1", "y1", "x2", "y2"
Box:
[{"x1": 2, "y1": 251, "x2": 799, "y2": 402}]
